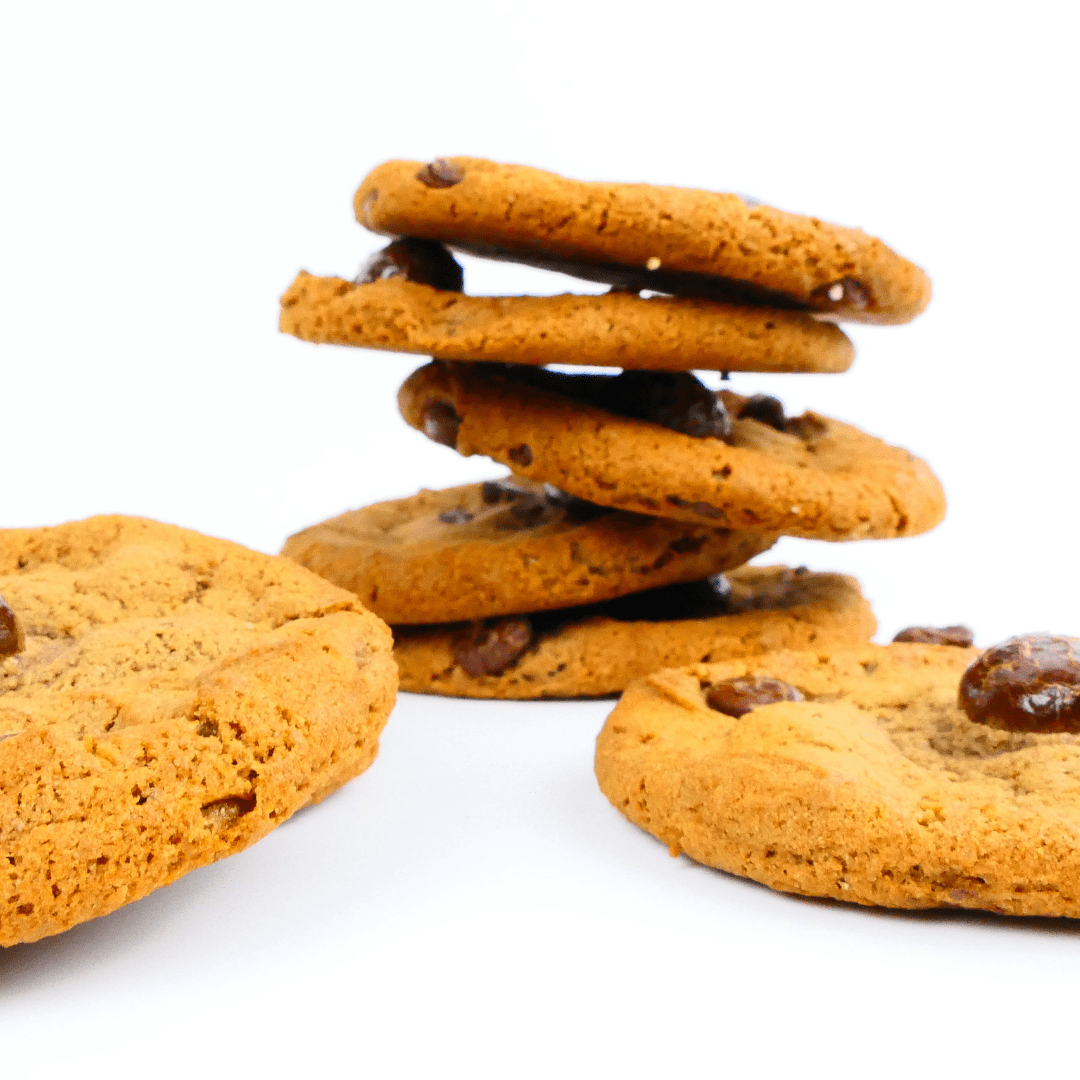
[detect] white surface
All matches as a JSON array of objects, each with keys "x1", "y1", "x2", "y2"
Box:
[{"x1": 2, "y1": 1, "x2": 1079, "y2": 1075}]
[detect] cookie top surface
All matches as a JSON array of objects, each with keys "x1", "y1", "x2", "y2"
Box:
[
  {"x1": 398, "y1": 362, "x2": 946, "y2": 542},
  {"x1": 354, "y1": 157, "x2": 931, "y2": 325},
  {"x1": 595, "y1": 642, "x2": 1080, "y2": 916},
  {"x1": 0, "y1": 515, "x2": 397, "y2": 946},
  {"x1": 279, "y1": 271, "x2": 854, "y2": 374},
  {"x1": 394, "y1": 565, "x2": 875, "y2": 698},
  {"x1": 281, "y1": 478, "x2": 777, "y2": 625}
]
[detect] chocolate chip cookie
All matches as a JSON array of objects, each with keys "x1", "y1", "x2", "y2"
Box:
[
  {"x1": 394, "y1": 566, "x2": 875, "y2": 698},
  {"x1": 0, "y1": 516, "x2": 397, "y2": 946},
  {"x1": 354, "y1": 157, "x2": 931, "y2": 324},
  {"x1": 595, "y1": 639, "x2": 1080, "y2": 916},
  {"x1": 398, "y1": 362, "x2": 946, "y2": 541},
  {"x1": 279, "y1": 269, "x2": 855, "y2": 374},
  {"x1": 281, "y1": 478, "x2": 777, "y2": 625}
]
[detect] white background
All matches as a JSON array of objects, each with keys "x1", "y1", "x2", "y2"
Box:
[{"x1": 2, "y1": 1, "x2": 1079, "y2": 1075}]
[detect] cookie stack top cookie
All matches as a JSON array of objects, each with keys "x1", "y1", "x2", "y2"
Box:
[{"x1": 280, "y1": 157, "x2": 941, "y2": 697}]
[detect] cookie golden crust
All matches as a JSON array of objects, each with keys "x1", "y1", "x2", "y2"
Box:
[
  {"x1": 281, "y1": 481, "x2": 777, "y2": 626},
  {"x1": 398, "y1": 362, "x2": 946, "y2": 542},
  {"x1": 394, "y1": 566, "x2": 874, "y2": 699},
  {"x1": 0, "y1": 516, "x2": 397, "y2": 947},
  {"x1": 354, "y1": 158, "x2": 931, "y2": 325},
  {"x1": 594, "y1": 643, "x2": 1080, "y2": 917},
  {"x1": 278, "y1": 272, "x2": 854, "y2": 375}
]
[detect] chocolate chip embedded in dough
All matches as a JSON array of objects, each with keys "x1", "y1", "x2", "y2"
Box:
[
  {"x1": 438, "y1": 509, "x2": 475, "y2": 525},
  {"x1": 705, "y1": 675, "x2": 804, "y2": 718},
  {"x1": 737, "y1": 394, "x2": 786, "y2": 432},
  {"x1": 417, "y1": 158, "x2": 464, "y2": 189},
  {"x1": 810, "y1": 276, "x2": 870, "y2": 315},
  {"x1": 606, "y1": 371, "x2": 731, "y2": 440},
  {"x1": 422, "y1": 402, "x2": 461, "y2": 448},
  {"x1": 356, "y1": 238, "x2": 464, "y2": 292},
  {"x1": 893, "y1": 625, "x2": 974, "y2": 647},
  {"x1": 456, "y1": 617, "x2": 533, "y2": 676},
  {"x1": 508, "y1": 444, "x2": 533, "y2": 467},
  {"x1": 959, "y1": 634, "x2": 1080, "y2": 733},
  {"x1": 0, "y1": 594, "x2": 23, "y2": 657}
]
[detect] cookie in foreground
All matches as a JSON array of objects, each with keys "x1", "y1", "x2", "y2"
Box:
[
  {"x1": 281, "y1": 478, "x2": 777, "y2": 625},
  {"x1": 395, "y1": 566, "x2": 874, "y2": 699},
  {"x1": 354, "y1": 157, "x2": 931, "y2": 324},
  {"x1": 595, "y1": 637, "x2": 1080, "y2": 916},
  {"x1": 0, "y1": 516, "x2": 397, "y2": 947}
]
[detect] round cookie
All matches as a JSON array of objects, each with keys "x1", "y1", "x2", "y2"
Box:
[
  {"x1": 355, "y1": 157, "x2": 931, "y2": 325},
  {"x1": 398, "y1": 362, "x2": 946, "y2": 541},
  {"x1": 281, "y1": 478, "x2": 777, "y2": 625},
  {"x1": 594, "y1": 642, "x2": 1080, "y2": 917},
  {"x1": 394, "y1": 566, "x2": 875, "y2": 699},
  {"x1": 0, "y1": 515, "x2": 397, "y2": 947},
  {"x1": 279, "y1": 271, "x2": 855, "y2": 374}
]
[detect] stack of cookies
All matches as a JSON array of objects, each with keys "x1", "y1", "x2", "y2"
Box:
[{"x1": 280, "y1": 157, "x2": 943, "y2": 698}]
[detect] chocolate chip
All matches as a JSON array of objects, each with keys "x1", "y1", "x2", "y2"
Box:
[
  {"x1": 356, "y1": 238, "x2": 463, "y2": 292},
  {"x1": 705, "y1": 676, "x2": 804, "y2": 718},
  {"x1": 737, "y1": 394, "x2": 786, "y2": 432},
  {"x1": 810, "y1": 276, "x2": 870, "y2": 313},
  {"x1": 422, "y1": 402, "x2": 461, "y2": 448},
  {"x1": 456, "y1": 617, "x2": 533, "y2": 676},
  {"x1": 959, "y1": 634, "x2": 1080, "y2": 733},
  {"x1": 0, "y1": 594, "x2": 23, "y2": 657},
  {"x1": 894, "y1": 625, "x2": 974, "y2": 647},
  {"x1": 438, "y1": 509, "x2": 474, "y2": 524},
  {"x1": 784, "y1": 413, "x2": 828, "y2": 441},
  {"x1": 508, "y1": 444, "x2": 533, "y2": 467},
  {"x1": 607, "y1": 371, "x2": 732, "y2": 439},
  {"x1": 481, "y1": 480, "x2": 514, "y2": 504},
  {"x1": 416, "y1": 158, "x2": 464, "y2": 189}
]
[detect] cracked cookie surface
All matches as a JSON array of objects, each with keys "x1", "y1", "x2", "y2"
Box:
[
  {"x1": 280, "y1": 480, "x2": 777, "y2": 625},
  {"x1": 0, "y1": 516, "x2": 396, "y2": 946},
  {"x1": 595, "y1": 643, "x2": 1080, "y2": 916},
  {"x1": 398, "y1": 362, "x2": 945, "y2": 541}
]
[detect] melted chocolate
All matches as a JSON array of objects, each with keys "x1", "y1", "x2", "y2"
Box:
[
  {"x1": 356, "y1": 238, "x2": 464, "y2": 292},
  {"x1": 959, "y1": 634, "x2": 1080, "y2": 733}
]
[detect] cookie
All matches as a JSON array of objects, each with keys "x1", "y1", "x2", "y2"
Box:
[
  {"x1": 281, "y1": 478, "x2": 777, "y2": 625},
  {"x1": 354, "y1": 157, "x2": 931, "y2": 325},
  {"x1": 398, "y1": 362, "x2": 946, "y2": 541},
  {"x1": 0, "y1": 516, "x2": 397, "y2": 946},
  {"x1": 279, "y1": 269, "x2": 854, "y2": 374},
  {"x1": 394, "y1": 566, "x2": 875, "y2": 699},
  {"x1": 594, "y1": 640, "x2": 1080, "y2": 917}
]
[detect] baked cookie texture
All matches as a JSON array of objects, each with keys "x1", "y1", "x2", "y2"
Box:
[
  {"x1": 354, "y1": 157, "x2": 931, "y2": 325},
  {"x1": 279, "y1": 273, "x2": 855, "y2": 374},
  {"x1": 595, "y1": 643, "x2": 1080, "y2": 917},
  {"x1": 0, "y1": 516, "x2": 397, "y2": 947},
  {"x1": 398, "y1": 362, "x2": 946, "y2": 541},
  {"x1": 394, "y1": 566, "x2": 875, "y2": 699},
  {"x1": 280, "y1": 480, "x2": 777, "y2": 625}
]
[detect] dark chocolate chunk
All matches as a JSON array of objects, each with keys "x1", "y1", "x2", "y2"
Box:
[
  {"x1": 893, "y1": 625, "x2": 974, "y2": 647},
  {"x1": 809, "y1": 276, "x2": 870, "y2": 315},
  {"x1": 508, "y1": 444, "x2": 533, "y2": 467},
  {"x1": 705, "y1": 676, "x2": 804, "y2": 718},
  {"x1": 422, "y1": 402, "x2": 461, "y2": 448},
  {"x1": 456, "y1": 617, "x2": 533, "y2": 676},
  {"x1": 737, "y1": 394, "x2": 786, "y2": 432},
  {"x1": 959, "y1": 634, "x2": 1080, "y2": 733},
  {"x1": 356, "y1": 237, "x2": 463, "y2": 292},
  {"x1": 0, "y1": 594, "x2": 23, "y2": 657},
  {"x1": 416, "y1": 158, "x2": 464, "y2": 189},
  {"x1": 438, "y1": 509, "x2": 475, "y2": 525}
]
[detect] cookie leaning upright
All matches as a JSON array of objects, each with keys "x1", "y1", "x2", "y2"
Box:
[
  {"x1": 0, "y1": 516, "x2": 397, "y2": 947},
  {"x1": 354, "y1": 157, "x2": 931, "y2": 325}
]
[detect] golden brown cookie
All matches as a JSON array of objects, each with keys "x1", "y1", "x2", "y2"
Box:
[
  {"x1": 0, "y1": 516, "x2": 397, "y2": 947},
  {"x1": 398, "y1": 362, "x2": 946, "y2": 541},
  {"x1": 355, "y1": 157, "x2": 931, "y2": 325},
  {"x1": 595, "y1": 641, "x2": 1080, "y2": 917},
  {"x1": 279, "y1": 272, "x2": 854, "y2": 374},
  {"x1": 281, "y1": 478, "x2": 776, "y2": 625},
  {"x1": 394, "y1": 566, "x2": 874, "y2": 699}
]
